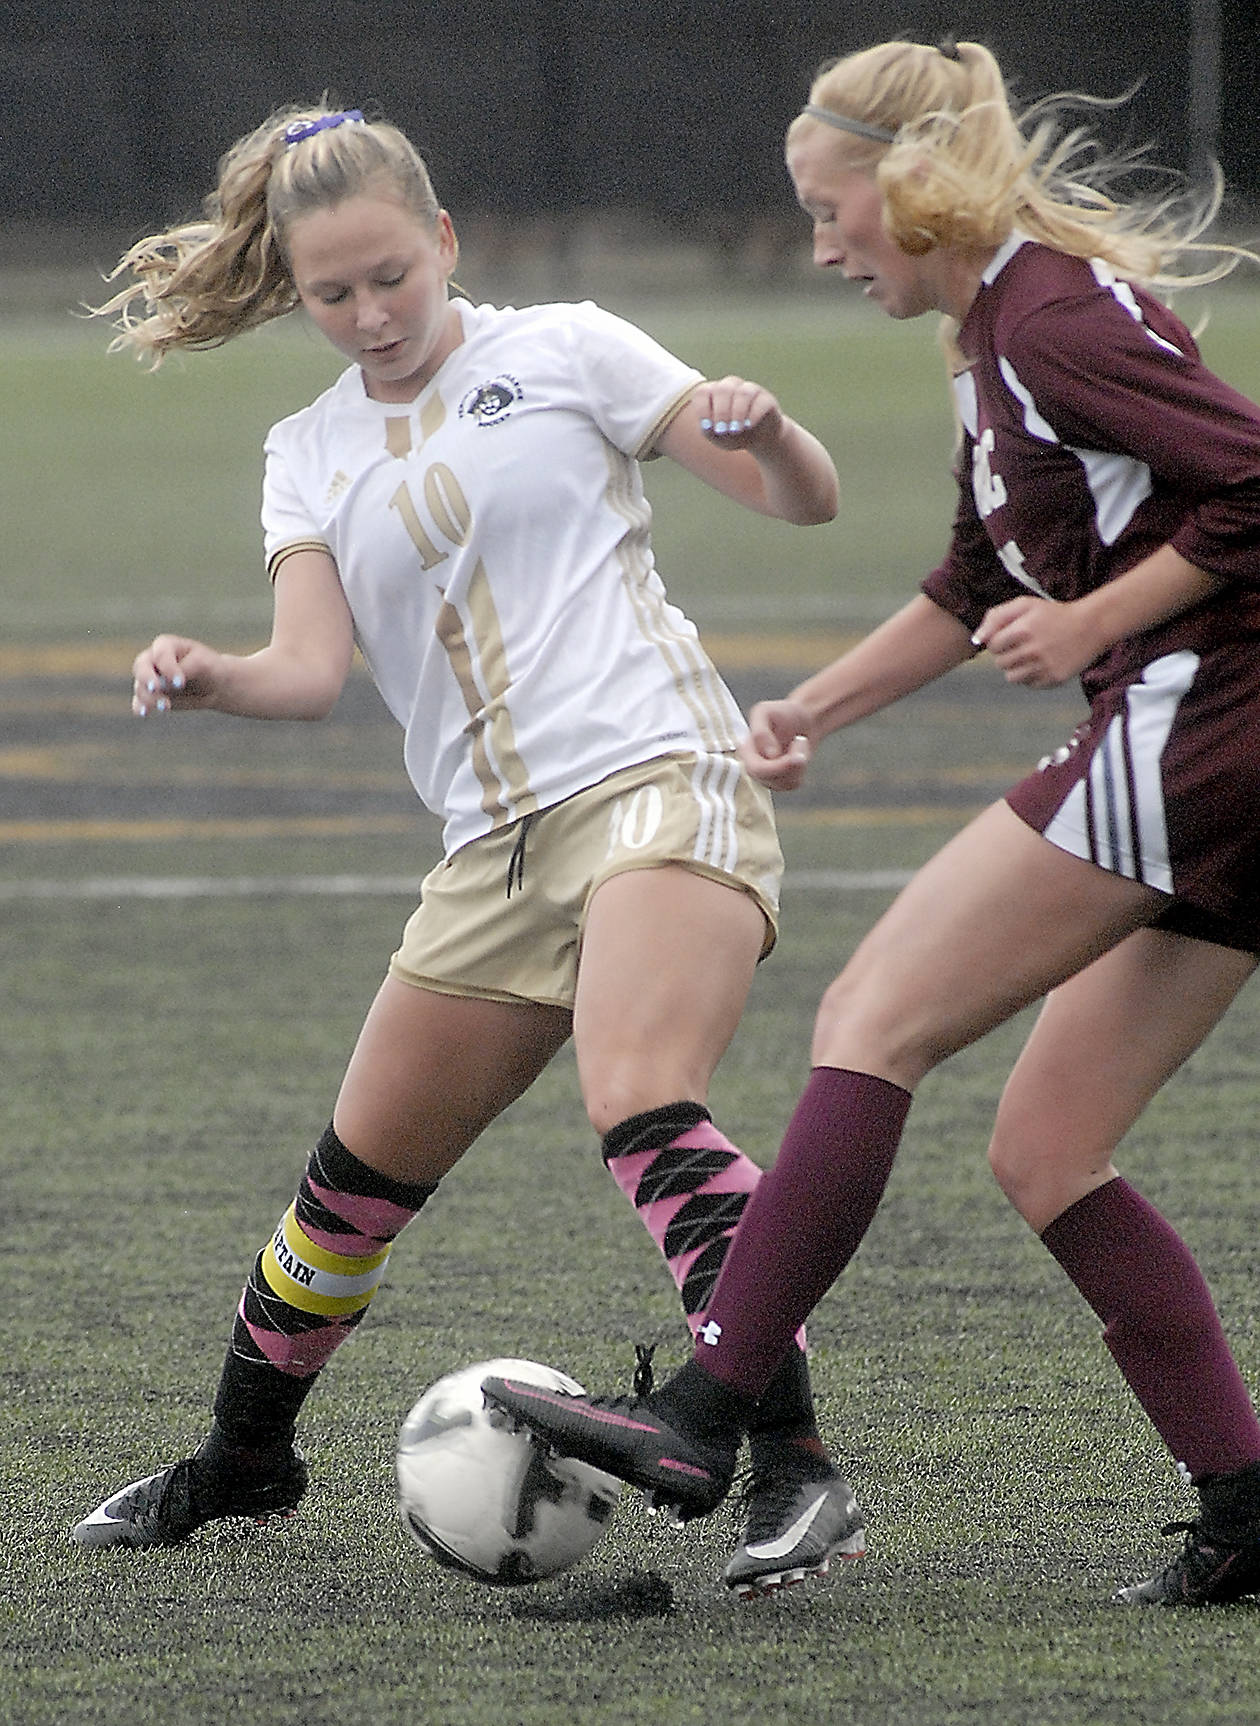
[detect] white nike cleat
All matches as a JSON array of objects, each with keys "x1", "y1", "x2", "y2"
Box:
[
  {"x1": 71, "y1": 1441, "x2": 307, "y2": 1549},
  {"x1": 723, "y1": 1461, "x2": 865, "y2": 1598}
]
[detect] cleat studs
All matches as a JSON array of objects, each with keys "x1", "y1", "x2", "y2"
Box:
[{"x1": 643, "y1": 1492, "x2": 688, "y2": 1530}]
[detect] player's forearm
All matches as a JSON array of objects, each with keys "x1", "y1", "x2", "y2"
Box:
[
  {"x1": 208, "y1": 644, "x2": 349, "y2": 720},
  {"x1": 790, "y1": 595, "x2": 975, "y2": 737},
  {"x1": 1079, "y1": 545, "x2": 1225, "y2": 652},
  {"x1": 753, "y1": 418, "x2": 839, "y2": 524}
]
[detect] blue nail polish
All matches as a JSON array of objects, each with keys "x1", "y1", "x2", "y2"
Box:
[
  {"x1": 172, "y1": 673, "x2": 186, "y2": 690},
  {"x1": 715, "y1": 421, "x2": 728, "y2": 434},
  {"x1": 699, "y1": 418, "x2": 713, "y2": 431}
]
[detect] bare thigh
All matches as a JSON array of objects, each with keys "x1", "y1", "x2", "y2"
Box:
[
  {"x1": 812, "y1": 802, "x2": 1169, "y2": 1086},
  {"x1": 572, "y1": 865, "x2": 767, "y2": 1134},
  {"x1": 989, "y1": 927, "x2": 1256, "y2": 1230},
  {"x1": 333, "y1": 976, "x2": 572, "y2": 1183}
]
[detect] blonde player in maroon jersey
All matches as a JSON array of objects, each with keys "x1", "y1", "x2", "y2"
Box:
[
  {"x1": 68, "y1": 103, "x2": 866, "y2": 1595},
  {"x1": 484, "y1": 39, "x2": 1260, "y2": 1607}
]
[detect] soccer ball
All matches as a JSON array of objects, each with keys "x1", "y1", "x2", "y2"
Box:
[{"x1": 396, "y1": 1357, "x2": 623, "y2": 1585}]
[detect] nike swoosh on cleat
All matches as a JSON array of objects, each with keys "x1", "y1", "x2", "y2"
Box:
[
  {"x1": 77, "y1": 1476, "x2": 158, "y2": 1526},
  {"x1": 743, "y1": 1489, "x2": 831, "y2": 1560},
  {"x1": 80, "y1": 1507, "x2": 128, "y2": 1527}
]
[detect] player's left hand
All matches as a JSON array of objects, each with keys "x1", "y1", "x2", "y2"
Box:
[
  {"x1": 972, "y1": 595, "x2": 1099, "y2": 688},
  {"x1": 740, "y1": 697, "x2": 814, "y2": 789},
  {"x1": 693, "y1": 376, "x2": 784, "y2": 450}
]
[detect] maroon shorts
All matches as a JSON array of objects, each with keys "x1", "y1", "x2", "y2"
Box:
[{"x1": 1006, "y1": 643, "x2": 1260, "y2": 955}]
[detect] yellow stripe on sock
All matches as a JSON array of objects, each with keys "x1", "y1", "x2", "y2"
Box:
[{"x1": 261, "y1": 1207, "x2": 393, "y2": 1317}]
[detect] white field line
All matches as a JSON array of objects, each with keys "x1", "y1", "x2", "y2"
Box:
[{"x1": 0, "y1": 869, "x2": 914, "y2": 903}]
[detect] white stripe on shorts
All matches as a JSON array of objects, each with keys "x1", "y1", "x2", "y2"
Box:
[
  {"x1": 1042, "y1": 650, "x2": 1198, "y2": 891},
  {"x1": 689, "y1": 751, "x2": 742, "y2": 873}
]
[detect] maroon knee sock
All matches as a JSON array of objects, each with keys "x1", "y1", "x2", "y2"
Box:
[
  {"x1": 690, "y1": 1067, "x2": 911, "y2": 1397},
  {"x1": 1041, "y1": 1178, "x2": 1260, "y2": 1480}
]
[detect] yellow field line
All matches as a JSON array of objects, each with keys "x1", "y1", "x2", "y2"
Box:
[
  {"x1": 0, "y1": 745, "x2": 404, "y2": 791},
  {"x1": 1, "y1": 632, "x2": 868, "y2": 679},
  {"x1": 0, "y1": 805, "x2": 971, "y2": 845},
  {"x1": 0, "y1": 642, "x2": 144, "y2": 677},
  {"x1": 0, "y1": 815, "x2": 426, "y2": 843}
]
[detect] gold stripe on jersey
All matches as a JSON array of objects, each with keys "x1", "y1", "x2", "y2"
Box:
[
  {"x1": 418, "y1": 392, "x2": 447, "y2": 446},
  {"x1": 267, "y1": 538, "x2": 334, "y2": 582},
  {"x1": 633, "y1": 381, "x2": 702, "y2": 461},
  {"x1": 261, "y1": 1204, "x2": 393, "y2": 1317},
  {"x1": 435, "y1": 561, "x2": 538, "y2": 827},
  {"x1": 385, "y1": 417, "x2": 412, "y2": 459},
  {"x1": 601, "y1": 443, "x2": 741, "y2": 752},
  {"x1": 385, "y1": 393, "x2": 446, "y2": 460}
]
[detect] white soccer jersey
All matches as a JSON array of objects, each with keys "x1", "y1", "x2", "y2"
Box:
[{"x1": 262, "y1": 298, "x2": 748, "y2": 855}]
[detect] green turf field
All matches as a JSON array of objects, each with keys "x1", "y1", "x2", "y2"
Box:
[{"x1": 5, "y1": 283, "x2": 1260, "y2": 1725}]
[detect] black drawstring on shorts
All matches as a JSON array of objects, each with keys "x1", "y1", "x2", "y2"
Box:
[{"x1": 505, "y1": 811, "x2": 536, "y2": 898}]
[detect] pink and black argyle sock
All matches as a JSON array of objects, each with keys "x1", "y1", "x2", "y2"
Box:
[
  {"x1": 603, "y1": 1102, "x2": 815, "y2": 1439},
  {"x1": 213, "y1": 1123, "x2": 435, "y2": 1443}
]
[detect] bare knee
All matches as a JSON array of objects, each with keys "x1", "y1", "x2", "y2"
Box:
[
  {"x1": 987, "y1": 1096, "x2": 1116, "y2": 1234},
  {"x1": 987, "y1": 1111, "x2": 1034, "y2": 1216},
  {"x1": 811, "y1": 972, "x2": 940, "y2": 1088},
  {"x1": 580, "y1": 1061, "x2": 707, "y2": 1139}
]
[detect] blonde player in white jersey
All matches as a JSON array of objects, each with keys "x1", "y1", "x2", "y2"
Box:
[{"x1": 71, "y1": 103, "x2": 864, "y2": 1596}]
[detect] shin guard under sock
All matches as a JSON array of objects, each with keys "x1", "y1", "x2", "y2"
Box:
[
  {"x1": 214, "y1": 1124, "x2": 436, "y2": 1444},
  {"x1": 602, "y1": 1102, "x2": 815, "y2": 1441},
  {"x1": 691, "y1": 1067, "x2": 912, "y2": 1399},
  {"x1": 1041, "y1": 1177, "x2": 1260, "y2": 1481},
  {"x1": 602, "y1": 1102, "x2": 764, "y2": 1334}
]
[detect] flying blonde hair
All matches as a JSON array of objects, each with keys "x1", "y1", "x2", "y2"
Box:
[
  {"x1": 94, "y1": 105, "x2": 443, "y2": 364},
  {"x1": 788, "y1": 39, "x2": 1250, "y2": 290}
]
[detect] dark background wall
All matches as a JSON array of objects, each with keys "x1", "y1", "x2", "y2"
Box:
[{"x1": 4, "y1": 1, "x2": 1257, "y2": 246}]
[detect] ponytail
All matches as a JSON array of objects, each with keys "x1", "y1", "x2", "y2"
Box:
[{"x1": 95, "y1": 104, "x2": 441, "y2": 362}]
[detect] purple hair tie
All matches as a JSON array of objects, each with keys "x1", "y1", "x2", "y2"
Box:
[{"x1": 284, "y1": 109, "x2": 365, "y2": 146}]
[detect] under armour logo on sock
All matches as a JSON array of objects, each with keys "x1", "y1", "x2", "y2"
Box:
[{"x1": 698, "y1": 1320, "x2": 723, "y2": 1346}]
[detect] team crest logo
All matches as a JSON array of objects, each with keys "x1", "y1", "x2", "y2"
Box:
[{"x1": 460, "y1": 375, "x2": 523, "y2": 426}]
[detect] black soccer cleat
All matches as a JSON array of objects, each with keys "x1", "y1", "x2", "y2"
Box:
[
  {"x1": 481, "y1": 1376, "x2": 736, "y2": 1520},
  {"x1": 71, "y1": 1436, "x2": 308, "y2": 1549},
  {"x1": 1116, "y1": 1461, "x2": 1260, "y2": 1607},
  {"x1": 723, "y1": 1456, "x2": 866, "y2": 1598},
  {"x1": 1115, "y1": 1518, "x2": 1260, "y2": 1607}
]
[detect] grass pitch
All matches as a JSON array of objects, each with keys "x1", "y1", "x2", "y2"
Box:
[{"x1": 5, "y1": 282, "x2": 1260, "y2": 1725}]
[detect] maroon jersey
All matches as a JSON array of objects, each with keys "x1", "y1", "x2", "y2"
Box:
[
  {"x1": 922, "y1": 234, "x2": 1260, "y2": 702},
  {"x1": 921, "y1": 236, "x2": 1260, "y2": 943}
]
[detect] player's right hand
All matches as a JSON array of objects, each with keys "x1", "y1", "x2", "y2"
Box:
[
  {"x1": 131, "y1": 634, "x2": 220, "y2": 716},
  {"x1": 740, "y1": 698, "x2": 814, "y2": 790}
]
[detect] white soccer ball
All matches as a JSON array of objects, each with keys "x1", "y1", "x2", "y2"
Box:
[{"x1": 396, "y1": 1357, "x2": 623, "y2": 1585}]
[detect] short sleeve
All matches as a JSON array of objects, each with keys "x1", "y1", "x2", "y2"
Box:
[
  {"x1": 261, "y1": 431, "x2": 331, "y2": 578},
  {"x1": 562, "y1": 303, "x2": 704, "y2": 458}
]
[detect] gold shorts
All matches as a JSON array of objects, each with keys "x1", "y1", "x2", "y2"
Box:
[{"x1": 389, "y1": 752, "x2": 783, "y2": 1009}]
